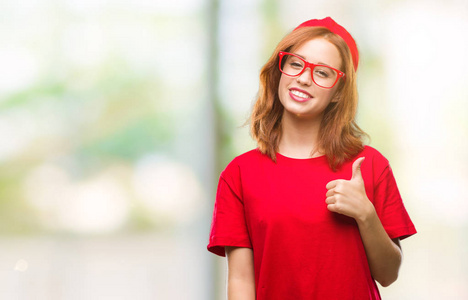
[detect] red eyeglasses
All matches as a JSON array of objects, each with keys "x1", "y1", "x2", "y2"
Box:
[{"x1": 278, "y1": 51, "x2": 346, "y2": 89}]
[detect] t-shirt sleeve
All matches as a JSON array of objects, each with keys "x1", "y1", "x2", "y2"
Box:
[
  {"x1": 373, "y1": 163, "x2": 417, "y2": 240},
  {"x1": 207, "y1": 163, "x2": 252, "y2": 257}
]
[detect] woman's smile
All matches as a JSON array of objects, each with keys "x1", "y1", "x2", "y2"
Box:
[{"x1": 289, "y1": 87, "x2": 313, "y2": 102}]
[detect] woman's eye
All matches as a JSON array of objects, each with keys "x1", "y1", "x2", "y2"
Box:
[
  {"x1": 314, "y1": 69, "x2": 330, "y2": 78},
  {"x1": 290, "y1": 62, "x2": 303, "y2": 68}
]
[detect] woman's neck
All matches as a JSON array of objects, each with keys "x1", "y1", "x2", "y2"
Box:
[{"x1": 278, "y1": 111, "x2": 323, "y2": 158}]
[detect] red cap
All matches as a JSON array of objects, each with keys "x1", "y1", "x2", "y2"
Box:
[{"x1": 294, "y1": 17, "x2": 359, "y2": 71}]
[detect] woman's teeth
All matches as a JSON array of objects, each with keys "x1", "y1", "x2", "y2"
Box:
[{"x1": 291, "y1": 90, "x2": 311, "y2": 99}]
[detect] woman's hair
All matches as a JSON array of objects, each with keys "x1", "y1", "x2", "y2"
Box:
[{"x1": 246, "y1": 26, "x2": 369, "y2": 172}]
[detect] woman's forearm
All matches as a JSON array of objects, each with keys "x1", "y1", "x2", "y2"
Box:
[
  {"x1": 227, "y1": 277, "x2": 256, "y2": 300},
  {"x1": 225, "y1": 246, "x2": 256, "y2": 299},
  {"x1": 356, "y1": 206, "x2": 402, "y2": 287}
]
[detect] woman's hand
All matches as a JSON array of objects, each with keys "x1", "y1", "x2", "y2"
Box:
[{"x1": 325, "y1": 157, "x2": 374, "y2": 223}]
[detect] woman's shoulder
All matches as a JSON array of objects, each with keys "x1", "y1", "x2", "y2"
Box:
[
  {"x1": 224, "y1": 148, "x2": 265, "y2": 168},
  {"x1": 235, "y1": 148, "x2": 264, "y2": 160},
  {"x1": 219, "y1": 148, "x2": 266, "y2": 186},
  {"x1": 221, "y1": 148, "x2": 267, "y2": 174},
  {"x1": 361, "y1": 145, "x2": 390, "y2": 163},
  {"x1": 359, "y1": 145, "x2": 395, "y2": 178}
]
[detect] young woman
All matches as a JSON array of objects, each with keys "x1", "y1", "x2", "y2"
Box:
[{"x1": 207, "y1": 17, "x2": 416, "y2": 300}]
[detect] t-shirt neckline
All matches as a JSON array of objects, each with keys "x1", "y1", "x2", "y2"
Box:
[{"x1": 276, "y1": 152, "x2": 326, "y2": 161}]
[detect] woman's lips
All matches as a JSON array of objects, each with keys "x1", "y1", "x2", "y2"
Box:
[{"x1": 289, "y1": 88, "x2": 312, "y2": 102}]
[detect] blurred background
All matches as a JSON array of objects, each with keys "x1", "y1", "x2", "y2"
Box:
[{"x1": 0, "y1": 0, "x2": 467, "y2": 299}]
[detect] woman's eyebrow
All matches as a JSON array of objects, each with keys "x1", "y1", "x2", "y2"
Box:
[{"x1": 292, "y1": 53, "x2": 331, "y2": 67}]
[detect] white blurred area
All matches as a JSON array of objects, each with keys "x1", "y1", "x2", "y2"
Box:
[
  {"x1": 24, "y1": 163, "x2": 130, "y2": 233},
  {"x1": 22, "y1": 156, "x2": 204, "y2": 233},
  {"x1": 379, "y1": 3, "x2": 468, "y2": 299},
  {"x1": 0, "y1": 0, "x2": 466, "y2": 300}
]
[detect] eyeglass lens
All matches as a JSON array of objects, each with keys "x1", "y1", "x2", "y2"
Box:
[{"x1": 280, "y1": 54, "x2": 338, "y2": 88}]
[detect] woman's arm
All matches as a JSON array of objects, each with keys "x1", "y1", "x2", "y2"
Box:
[
  {"x1": 355, "y1": 211, "x2": 402, "y2": 286},
  {"x1": 225, "y1": 246, "x2": 256, "y2": 300},
  {"x1": 325, "y1": 157, "x2": 402, "y2": 286}
]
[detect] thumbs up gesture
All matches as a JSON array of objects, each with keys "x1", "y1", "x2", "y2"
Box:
[{"x1": 325, "y1": 157, "x2": 374, "y2": 222}]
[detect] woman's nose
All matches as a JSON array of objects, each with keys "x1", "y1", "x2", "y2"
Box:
[{"x1": 296, "y1": 67, "x2": 313, "y2": 85}]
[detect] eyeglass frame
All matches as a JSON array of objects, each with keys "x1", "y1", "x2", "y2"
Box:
[{"x1": 278, "y1": 51, "x2": 346, "y2": 89}]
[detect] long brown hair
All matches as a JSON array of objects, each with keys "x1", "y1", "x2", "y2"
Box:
[{"x1": 247, "y1": 26, "x2": 369, "y2": 172}]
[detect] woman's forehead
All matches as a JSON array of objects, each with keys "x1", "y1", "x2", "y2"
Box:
[{"x1": 290, "y1": 38, "x2": 342, "y2": 68}]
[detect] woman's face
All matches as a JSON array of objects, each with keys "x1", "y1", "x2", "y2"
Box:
[{"x1": 278, "y1": 37, "x2": 343, "y2": 120}]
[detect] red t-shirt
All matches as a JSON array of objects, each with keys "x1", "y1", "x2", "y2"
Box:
[{"x1": 207, "y1": 145, "x2": 416, "y2": 299}]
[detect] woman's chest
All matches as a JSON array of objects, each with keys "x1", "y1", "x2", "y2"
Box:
[
  {"x1": 240, "y1": 161, "x2": 376, "y2": 231},
  {"x1": 242, "y1": 164, "x2": 342, "y2": 227}
]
